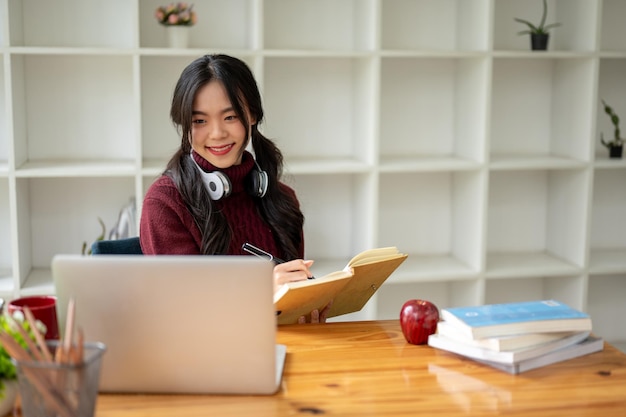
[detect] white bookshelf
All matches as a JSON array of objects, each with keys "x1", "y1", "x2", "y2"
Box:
[{"x1": 1, "y1": 0, "x2": 625, "y2": 351}]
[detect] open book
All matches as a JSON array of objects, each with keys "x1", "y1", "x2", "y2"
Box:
[{"x1": 274, "y1": 247, "x2": 408, "y2": 325}]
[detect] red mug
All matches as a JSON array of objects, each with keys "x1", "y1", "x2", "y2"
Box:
[{"x1": 7, "y1": 296, "x2": 60, "y2": 340}]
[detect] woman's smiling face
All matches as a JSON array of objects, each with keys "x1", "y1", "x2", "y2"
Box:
[{"x1": 190, "y1": 80, "x2": 253, "y2": 168}]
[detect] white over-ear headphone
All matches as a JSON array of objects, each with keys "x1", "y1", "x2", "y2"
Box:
[{"x1": 190, "y1": 152, "x2": 268, "y2": 200}]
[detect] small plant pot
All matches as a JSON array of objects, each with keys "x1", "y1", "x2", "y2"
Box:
[
  {"x1": 609, "y1": 145, "x2": 623, "y2": 159},
  {"x1": 530, "y1": 33, "x2": 549, "y2": 51}
]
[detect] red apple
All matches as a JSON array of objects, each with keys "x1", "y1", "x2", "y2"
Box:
[{"x1": 400, "y1": 299, "x2": 440, "y2": 345}]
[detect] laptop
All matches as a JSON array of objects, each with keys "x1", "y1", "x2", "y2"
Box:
[{"x1": 52, "y1": 254, "x2": 286, "y2": 395}]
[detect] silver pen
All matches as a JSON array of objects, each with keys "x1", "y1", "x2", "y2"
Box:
[{"x1": 242, "y1": 243, "x2": 315, "y2": 279}]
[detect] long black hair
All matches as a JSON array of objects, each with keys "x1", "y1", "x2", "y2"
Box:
[{"x1": 165, "y1": 54, "x2": 304, "y2": 259}]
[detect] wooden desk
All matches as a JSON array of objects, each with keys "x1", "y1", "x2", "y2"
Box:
[{"x1": 93, "y1": 320, "x2": 625, "y2": 416}]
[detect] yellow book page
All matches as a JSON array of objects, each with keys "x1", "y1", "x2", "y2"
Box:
[
  {"x1": 274, "y1": 270, "x2": 353, "y2": 325},
  {"x1": 328, "y1": 253, "x2": 408, "y2": 318},
  {"x1": 347, "y1": 247, "x2": 401, "y2": 267}
]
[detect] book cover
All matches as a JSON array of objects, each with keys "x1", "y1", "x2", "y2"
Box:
[
  {"x1": 475, "y1": 336, "x2": 605, "y2": 374},
  {"x1": 274, "y1": 247, "x2": 407, "y2": 324},
  {"x1": 440, "y1": 300, "x2": 592, "y2": 340},
  {"x1": 428, "y1": 331, "x2": 590, "y2": 364},
  {"x1": 436, "y1": 321, "x2": 583, "y2": 352}
]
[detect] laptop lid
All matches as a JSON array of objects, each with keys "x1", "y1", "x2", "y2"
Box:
[{"x1": 52, "y1": 254, "x2": 285, "y2": 395}]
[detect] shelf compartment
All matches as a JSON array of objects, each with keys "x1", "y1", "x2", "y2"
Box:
[
  {"x1": 139, "y1": 0, "x2": 255, "y2": 49},
  {"x1": 387, "y1": 254, "x2": 478, "y2": 284},
  {"x1": 378, "y1": 171, "x2": 485, "y2": 277},
  {"x1": 0, "y1": 274, "x2": 14, "y2": 297},
  {"x1": 263, "y1": 57, "x2": 376, "y2": 165},
  {"x1": 376, "y1": 280, "x2": 482, "y2": 320},
  {"x1": 284, "y1": 157, "x2": 371, "y2": 175},
  {"x1": 0, "y1": 53, "x2": 6, "y2": 165},
  {"x1": 290, "y1": 173, "x2": 375, "y2": 261},
  {"x1": 381, "y1": 0, "x2": 490, "y2": 52},
  {"x1": 490, "y1": 57, "x2": 595, "y2": 163},
  {"x1": 264, "y1": 0, "x2": 375, "y2": 52},
  {"x1": 0, "y1": 179, "x2": 13, "y2": 286},
  {"x1": 486, "y1": 251, "x2": 581, "y2": 279},
  {"x1": 486, "y1": 169, "x2": 589, "y2": 277},
  {"x1": 14, "y1": 177, "x2": 136, "y2": 289},
  {"x1": 14, "y1": 160, "x2": 137, "y2": 178},
  {"x1": 9, "y1": 54, "x2": 137, "y2": 168},
  {"x1": 379, "y1": 156, "x2": 482, "y2": 173},
  {"x1": 19, "y1": 267, "x2": 54, "y2": 296},
  {"x1": 493, "y1": 0, "x2": 598, "y2": 52},
  {"x1": 484, "y1": 275, "x2": 585, "y2": 311},
  {"x1": 600, "y1": 0, "x2": 626, "y2": 52},
  {"x1": 489, "y1": 155, "x2": 588, "y2": 171},
  {"x1": 380, "y1": 57, "x2": 489, "y2": 164},
  {"x1": 0, "y1": 1, "x2": 6, "y2": 47},
  {"x1": 589, "y1": 169, "x2": 626, "y2": 274},
  {"x1": 589, "y1": 249, "x2": 626, "y2": 275},
  {"x1": 8, "y1": 0, "x2": 135, "y2": 48},
  {"x1": 595, "y1": 58, "x2": 626, "y2": 160},
  {"x1": 587, "y1": 274, "x2": 626, "y2": 347}
]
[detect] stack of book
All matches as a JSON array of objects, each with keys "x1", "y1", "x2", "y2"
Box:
[{"x1": 428, "y1": 300, "x2": 604, "y2": 374}]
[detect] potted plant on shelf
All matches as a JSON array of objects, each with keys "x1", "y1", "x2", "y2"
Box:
[
  {"x1": 600, "y1": 99, "x2": 624, "y2": 159},
  {"x1": 514, "y1": 0, "x2": 561, "y2": 51},
  {"x1": 154, "y1": 3, "x2": 198, "y2": 49}
]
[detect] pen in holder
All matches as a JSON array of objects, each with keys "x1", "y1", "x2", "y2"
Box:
[
  {"x1": 13, "y1": 341, "x2": 106, "y2": 417},
  {"x1": 0, "y1": 298, "x2": 106, "y2": 417}
]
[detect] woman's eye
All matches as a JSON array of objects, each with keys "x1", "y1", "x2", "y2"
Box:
[
  {"x1": 192, "y1": 119, "x2": 206, "y2": 125},
  {"x1": 225, "y1": 114, "x2": 238, "y2": 121}
]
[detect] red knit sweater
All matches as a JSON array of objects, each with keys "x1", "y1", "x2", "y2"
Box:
[{"x1": 140, "y1": 151, "x2": 303, "y2": 259}]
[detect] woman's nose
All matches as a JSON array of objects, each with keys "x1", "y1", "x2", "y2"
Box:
[{"x1": 207, "y1": 122, "x2": 226, "y2": 139}]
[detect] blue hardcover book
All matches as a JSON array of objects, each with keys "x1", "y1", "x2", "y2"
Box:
[{"x1": 440, "y1": 300, "x2": 592, "y2": 340}]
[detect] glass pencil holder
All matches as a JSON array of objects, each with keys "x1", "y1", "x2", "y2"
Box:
[{"x1": 13, "y1": 341, "x2": 106, "y2": 417}]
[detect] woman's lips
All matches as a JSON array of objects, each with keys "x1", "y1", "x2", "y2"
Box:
[{"x1": 207, "y1": 144, "x2": 234, "y2": 156}]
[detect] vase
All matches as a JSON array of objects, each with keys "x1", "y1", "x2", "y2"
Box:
[
  {"x1": 530, "y1": 33, "x2": 549, "y2": 51},
  {"x1": 0, "y1": 380, "x2": 18, "y2": 417},
  {"x1": 609, "y1": 144, "x2": 623, "y2": 159},
  {"x1": 166, "y1": 25, "x2": 190, "y2": 48}
]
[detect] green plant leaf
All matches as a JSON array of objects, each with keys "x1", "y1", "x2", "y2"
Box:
[
  {"x1": 539, "y1": 0, "x2": 548, "y2": 29},
  {"x1": 542, "y1": 23, "x2": 561, "y2": 31},
  {"x1": 514, "y1": 18, "x2": 538, "y2": 32},
  {"x1": 514, "y1": 1, "x2": 560, "y2": 35}
]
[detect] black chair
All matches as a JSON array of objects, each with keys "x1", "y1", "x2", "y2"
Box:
[{"x1": 91, "y1": 237, "x2": 143, "y2": 255}]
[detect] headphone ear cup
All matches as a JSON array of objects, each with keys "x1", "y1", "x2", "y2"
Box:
[
  {"x1": 257, "y1": 170, "x2": 268, "y2": 198},
  {"x1": 248, "y1": 168, "x2": 268, "y2": 198},
  {"x1": 203, "y1": 171, "x2": 232, "y2": 200}
]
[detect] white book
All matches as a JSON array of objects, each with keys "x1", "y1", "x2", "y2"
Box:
[
  {"x1": 475, "y1": 336, "x2": 605, "y2": 374},
  {"x1": 436, "y1": 321, "x2": 582, "y2": 352},
  {"x1": 428, "y1": 331, "x2": 591, "y2": 364}
]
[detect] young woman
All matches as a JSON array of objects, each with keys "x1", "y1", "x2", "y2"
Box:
[{"x1": 140, "y1": 54, "x2": 327, "y2": 322}]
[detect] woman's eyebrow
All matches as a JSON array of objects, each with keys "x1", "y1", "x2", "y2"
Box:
[{"x1": 191, "y1": 107, "x2": 235, "y2": 116}]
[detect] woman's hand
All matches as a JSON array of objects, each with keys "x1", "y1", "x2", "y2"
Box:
[
  {"x1": 298, "y1": 300, "x2": 333, "y2": 324},
  {"x1": 273, "y1": 259, "x2": 314, "y2": 286}
]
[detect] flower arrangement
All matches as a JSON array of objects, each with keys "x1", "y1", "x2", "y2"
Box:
[
  {"x1": 0, "y1": 312, "x2": 44, "y2": 397},
  {"x1": 155, "y1": 3, "x2": 197, "y2": 26}
]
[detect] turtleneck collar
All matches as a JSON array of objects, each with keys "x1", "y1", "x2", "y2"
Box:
[{"x1": 191, "y1": 150, "x2": 255, "y2": 195}]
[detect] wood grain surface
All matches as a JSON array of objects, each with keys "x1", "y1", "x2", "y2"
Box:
[{"x1": 54, "y1": 320, "x2": 626, "y2": 416}]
